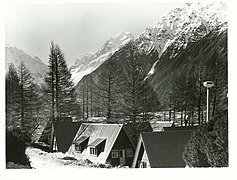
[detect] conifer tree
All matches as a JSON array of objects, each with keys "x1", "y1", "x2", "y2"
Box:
[
  {"x1": 6, "y1": 64, "x2": 21, "y2": 129},
  {"x1": 18, "y1": 61, "x2": 33, "y2": 132},
  {"x1": 17, "y1": 61, "x2": 41, "y2": 138},
  {"x1": 44, "y1": 42, "x2": 80, "y2": 121},
  {"x1": 93, "y1": 56, "x2": 125, "y2": 122},
  {"x1": 122, "y1": 42, "x2": 150, "y2": 123}
]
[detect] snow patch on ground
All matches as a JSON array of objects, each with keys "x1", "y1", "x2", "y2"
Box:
[
  {"x1": 25, "y1": 147, "x2": 112, "y2": 169},
  {"x1": 26, "y1": 147, "x2": 79, "y2": 169}
]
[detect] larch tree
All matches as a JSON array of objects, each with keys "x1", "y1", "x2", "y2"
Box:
[
  {"x1": 121, "y1": 42, "x2": 155, "y2": 139},
  {"x1": 93, "y1": 56, "x2": 125, "y2": 122},
  {"x1": 17, "y1": 61, "x2": 41, "y2": 140},
  {"x1": 18, "y1": 61, "x2": 32, "y2": 130},
  {"x1": 44, "y1": 42, "x2": 80, "y2": 121},
  {"x1": 6, "y1": 64, "x2": 21, "y2": 129}
]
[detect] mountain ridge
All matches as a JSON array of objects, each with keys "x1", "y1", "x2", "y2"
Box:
[
  {"x1": 5, "y1": 46, "x2": 48, "y2": 85},
  {"x1": 70, "y1": 32, "x2": 134, "y2": 85}
]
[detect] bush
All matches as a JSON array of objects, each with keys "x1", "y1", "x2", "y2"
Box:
[
  {"x1": 183, "y1": 125, "x2": 211, "y2": 167},
  {"x1": 6, "y1": 128, "x2": 31, "y2": 168},
  {"x1": 182, "y1": 110, "x2": 228, "y2": 167}
]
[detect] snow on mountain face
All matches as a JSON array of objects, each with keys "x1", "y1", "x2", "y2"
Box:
[
  {"x1": 5, "y1": 46, "x2": 48, "y2": 84},
  {"x1": 70, "y1": 32, "x2": 134, "y2": 85},
  {"x1": 139, "y1": 2, "x2": 227, "y2": 77}
]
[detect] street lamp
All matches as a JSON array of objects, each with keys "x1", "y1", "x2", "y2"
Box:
[{"x1": 203, "y1": 81, "x2": 214, "y2": 123}]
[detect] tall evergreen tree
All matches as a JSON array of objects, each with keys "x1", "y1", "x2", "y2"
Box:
[
  {"x1": 122, "y1": 43, "x2": 143, "y2": 123},
  {"x1": 121, "y1": 42, "x2": 160, "y2": 138},
  {"x1": 44, "y1": 42, "x2": 80, "y2": 121},
  {"x1": 18, "y1": 61, "x2": 34, "y2": 132},
  {"x1": 122, "y1": 42, "x2": 157, "y2": 123},
  {"x1": 17, "y1": 61, "x2": 41, "y2": 139},
  {"x1": 93, "y1": 56, "x2": 125, "y2": 122},
  {"x1": 6, "y1": 64, "x2": 21, "y2": 129}
]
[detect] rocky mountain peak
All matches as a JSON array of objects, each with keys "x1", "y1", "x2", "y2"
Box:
[
  {"x1": 70, "y1": 32, "x2": 134, "y2": 85},
  {"x1": 139, "y1": 2, "x2": 227, "y2": 59}
]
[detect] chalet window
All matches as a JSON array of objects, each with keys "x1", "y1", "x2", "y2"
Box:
[
  {"x1": 112, "y1": 150, "x2": 118, "y2": 158},
  {"x1": 73, "y1": 136, "x2": 89, "y2": 153},
  {"x1": 126, "y1": 149, "x2": 133, "y2": 157},
  {"x1": 88, "y1": 138, "x2": 106, "y2": 156},
  {"x1": 75, "y1": 144, "x2": 81, "y2": 152},
  {"x1": 90, "y1": 147, "x2": 98, "y2": 156},
  {"x1": 140, "y1": 161, "x2": 147, "y2": 168}
]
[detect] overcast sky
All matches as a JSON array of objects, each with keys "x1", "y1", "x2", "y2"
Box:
[{"x1": 6, "y1": 3, "x2": 182, "y2": 66}]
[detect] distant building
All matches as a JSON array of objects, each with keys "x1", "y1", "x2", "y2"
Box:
[
  {"x1": 132, "y1": 130, "x2": 194, "y2": 168},
  {"x1": 67, "y1": 123, "x2": 136, "y2": 167},
  {"x1": 150, "y1": 120, "x2": 174, "y2": 131}
]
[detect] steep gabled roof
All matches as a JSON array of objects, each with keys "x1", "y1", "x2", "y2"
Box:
[
  {"x1": 123, "y1": 121, "x2": 153, "y2": 148},
  {"x1": 163, "y1": 126, "x2": 197, "y2": 132},
  {"x1": 53, "y1": 122, "x2": 82, "y2": 153},
  {"x1": 88, "y1": 138, "x2": 106, "y2": 147},
  {"x1": 135, "y1": 131, "x2": 193, "y2": 168},
  {"x1": 39, "y1": 121, "x2": 52, "y2": 144},
  {"x1": 70, "y1": 123, "x2": 124, "y2": 164},
  {"x1": 73, "y1": 136, "x2": 89, "y2": 144}
]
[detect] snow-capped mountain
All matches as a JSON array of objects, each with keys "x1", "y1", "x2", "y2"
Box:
[
  {"x1": 70, "y1": 32, "x2": 134, "y2": 85},
  {"x1": 76, "y1": 2, "x2": 227, "y2": 106},
  {"x1": 5, "y1": 46, "x2": 48, "y2": 84},
  {"x1": 138, "y1": 2, "x2": 227, "y2": 77}
]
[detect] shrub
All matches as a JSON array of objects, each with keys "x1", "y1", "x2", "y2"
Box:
[
  {"x1": 182, "y1": 110, "x2": 228, "y2": 167},
  {"x1": 6, "y1": 128, "x2": 31, "y2": 168}
]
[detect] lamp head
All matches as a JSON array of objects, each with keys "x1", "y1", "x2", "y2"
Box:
[{"x1": 203, "y1": 81, "x2": 214, "y2": 88}]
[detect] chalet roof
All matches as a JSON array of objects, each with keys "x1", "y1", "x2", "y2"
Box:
[
  {"x1": 163, "y1": 126, "x2": 197, "y2": 132},
  {"x1": 53, "y1": 121, "x2": 82, "y2": 153},
  {"x1": 123, "y1": 121, "x2": 153, "y2": 148},
  {"x1": 39, "y1": 121, "x2": 52, "y2": 144},
  {"x1": 32, "y1": 121, "x2": 48, "y2": 142},
  {"x1": 88, "y1": 138, "x2": 106, "y2": 147},
  {"x1": 136, "y1": 131, "x2": 193, "y2": 168},
  {"x1": 73, "y1": 136, "x2": 89, "y2": 144},
  {"x1": 69, "y1": 123, "x2": 124, "y2": 164}
]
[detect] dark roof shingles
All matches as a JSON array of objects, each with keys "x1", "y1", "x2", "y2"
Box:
[
  {"x1": 54, "y1": 122, "x2": 82, "y2": 153},
  {"x1": 142, "y1": 131, "x2": 193, "y2": 168}
]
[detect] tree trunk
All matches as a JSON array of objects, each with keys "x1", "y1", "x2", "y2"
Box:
[
  {"x1": 180, "y1": 110, "x2": 183, "y2": 127},
  {"x1": 184, "y1": 108, "x2": 187, "y2": 126},
  {"x1": 198, "y1": 78, "x2": 202, "y2": 125},
  {"x1": 51, "y1": 54, "x2": 55, "y2": 122},
  {"x1": 173, "y1": 100, "x2": 176, "y2": 121},
  {"x1": 90, "y1": 86, "x2": 93, "y2": 118},
  {"x1": 55, "y1": 54, "x2": 59, "y2": 121},
  {"x1": 82, "y1": 80, "x2": 85, "y2": 121},
  {"x1": 169, "y1": 95, "x2": 172, "y2": 121},
  {"x1": 86, "y1": 82, "x2": 89, "y2": 119},
  {"x1": 201, "y1": 106, "x2": 204, "y2": 125}
]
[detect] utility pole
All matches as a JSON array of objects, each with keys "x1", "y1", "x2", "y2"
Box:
[{"x1": 203, "y1": 81, "x2": 214, "y2": 123}]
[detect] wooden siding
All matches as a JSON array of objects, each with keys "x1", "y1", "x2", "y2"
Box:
[{"x1": 107, "y1": 128, "x2": 135, "y2": 167}]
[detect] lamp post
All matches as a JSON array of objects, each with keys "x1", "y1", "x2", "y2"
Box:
[{"x1": 203, "y1": 81, "x2": 214, "y2": 123}]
